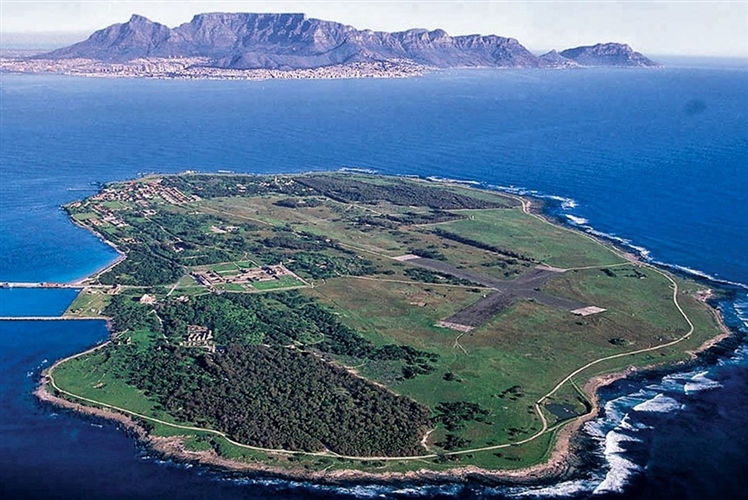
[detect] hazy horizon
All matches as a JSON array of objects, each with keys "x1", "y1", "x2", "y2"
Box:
[{"x1": 1, "y1": 1, "x2": 746, "y2": 58}]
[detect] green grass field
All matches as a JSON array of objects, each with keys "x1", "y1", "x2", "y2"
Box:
[
  {"x1": 252, "y1": 275, "x2": 306, "y2": 290},
  {"x1": 52, "y1": 332, "x2": 161, "y2": 418},
  {"x1": 65, "y1": 289, "x2": 113, "y2": 317},
  {"x1": 439, "y1": 209, "x2": 624, "y2": 269}
]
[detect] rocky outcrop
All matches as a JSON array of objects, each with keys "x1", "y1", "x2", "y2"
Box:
[
  {"x1": 560, "y1": 43, "x2": 658, "y2": 67},
  {"x1": 538, "y1": 50, "x2": 580, "y2": 68}
]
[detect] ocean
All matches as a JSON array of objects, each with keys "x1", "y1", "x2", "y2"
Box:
[{"x1": 0, "y1": 66, "x2": 746, "y2": 499}]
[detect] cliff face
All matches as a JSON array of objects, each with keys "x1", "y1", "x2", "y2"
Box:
[{"x1": 43, "y1": 13, "x2": 657, "y2": 70}]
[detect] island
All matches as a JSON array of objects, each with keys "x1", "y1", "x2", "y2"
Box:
[
  {"x1": 0, "y1": 13, "x2": 658, "y2": 80},
  {"x1": 36, "y1": 172, "x2": 725, "y2": 482}
]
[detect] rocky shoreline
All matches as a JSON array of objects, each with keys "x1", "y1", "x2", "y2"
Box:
[
  {"x1": 37, "y1": 319, "x2": 739, "y2": 487},
  {"x1": 34, "y1": 274, "x2": 738, "y2": 486},
  {"x1": 29, "y1": 360, "x2": 659, "y2": 486}
]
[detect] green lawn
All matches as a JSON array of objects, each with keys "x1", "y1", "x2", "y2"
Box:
[
  {"x1": 53, "y1": 349, "x2": 158, "y2": 417},
  {"x1": 252, "y1": 276, "x2": 306, "y2": 290},
  {"x1": 65, "y1": 289, "x2": 112, "y2": 317}
]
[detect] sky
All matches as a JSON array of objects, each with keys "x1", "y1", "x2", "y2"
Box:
[{"x1": 1, "y1": 1, "x2": 746, "y2": 57}]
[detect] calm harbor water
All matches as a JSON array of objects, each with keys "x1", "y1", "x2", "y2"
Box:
[{"x1": 1, "y1": 66, "x2": 746, "y2": 498}]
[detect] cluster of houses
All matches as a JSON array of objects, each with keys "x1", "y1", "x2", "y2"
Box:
[
  {"x1": 67, "y1": 179, "x2": 202, "y2": 230},
  {"x1": 77, "y1": 179, "x2": 199, "y2": 210}
]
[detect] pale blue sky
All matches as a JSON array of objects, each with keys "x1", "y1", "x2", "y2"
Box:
[{"x1": 1, "y1": 1, "x2": 746, "y2": 57}]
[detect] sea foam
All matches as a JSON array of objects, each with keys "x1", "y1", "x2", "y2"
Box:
[
  {"x1": 592, "y1": 431, "x2": 643, "y2": 494},
  {"x1": 633, "y1": 394, "x2": 683, "y2": 413},
  {"x1": 684, "y1": 372, "x2": 722, "y2": 395},
  {"x1": 564, "y1": 214, "x2": 588, "y2": 225}
]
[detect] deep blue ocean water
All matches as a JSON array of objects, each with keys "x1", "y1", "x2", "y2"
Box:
[
  {"x1": 1, "y1": 67, "x2": 746, "y2": 499},
  {"x1": 0, "y1": 288, "x2": 81, "y2": 317}
]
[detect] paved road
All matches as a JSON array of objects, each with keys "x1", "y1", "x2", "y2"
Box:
[{"x1": 406, "y1": 257, "x2": 586, "y2": 328}]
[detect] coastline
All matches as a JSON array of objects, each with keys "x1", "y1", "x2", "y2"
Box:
[
  {"x1": 36, "y1": 339, "x2": 732, "y2": 486},
  {"x1": 32, "y1": 366, "x2": 618, "y2": 485},
  {"x1": 0, "y1": 57, "x2": 429, "y2": 81},
  {"x1": 34, "y1": 179, "x2": 742, "y2": 486},
  {"x1": 66, "y1": 215, "x2": 127, "y2": 286}
]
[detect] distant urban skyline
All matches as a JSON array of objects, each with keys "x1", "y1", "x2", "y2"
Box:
[{"x1": 1, "y1": 1, "x2": 746, "y2": 58}]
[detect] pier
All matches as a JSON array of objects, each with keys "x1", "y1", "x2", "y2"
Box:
[
  {"x1": 0, "y1": 316, "x2": 107, "y2": 321},
  {"x1": 1, "y1": 282, "x2": 82, "y2": 289}
]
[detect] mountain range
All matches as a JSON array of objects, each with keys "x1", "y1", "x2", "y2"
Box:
[{"x1": 42, "y1": 13, "x2": 659, "y2": 70}]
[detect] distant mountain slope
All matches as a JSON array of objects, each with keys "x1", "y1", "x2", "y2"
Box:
[
  {"x1": 538, "y1": 50, "x2": 580, "y2": 68},
  {"x1": 560, "y1": 43, "x2": 658, "y2": 67},
  {"x1": 42, "y1": 13, "x2": 658, "y2": 70}
]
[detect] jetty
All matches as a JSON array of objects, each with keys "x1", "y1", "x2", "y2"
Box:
[
  {"x1": 1, "y1": 282, "x2": 81, "y2": 289},
  {"x1": 0, "y1": 316, "x2": 106, "y2": 321}
]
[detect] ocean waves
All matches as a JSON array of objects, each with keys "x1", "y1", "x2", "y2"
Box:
[{"x1": 578, "y1": 338, "x2": 748, "y2": 497}]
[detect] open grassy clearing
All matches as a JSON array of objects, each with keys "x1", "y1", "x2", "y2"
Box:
[
  {"x1": 544, "y1": 266, "x2": 690, "y2": 335},
  {"x1": 52, "y1": 331, "x2": 163, "y2": 419},
  {"x1": 308, "y1": 277, "x2": 484, "y2": 351},
  {"x1": 310, "y1": 280, "x2": 577, "y2": 449},
  {"x1": 251, "y1": 275, "x2": 306, "y2": 290},
  {"x1": 65, "y1": 289, "x2": 113, "y2": 317},
  {"x1": 439, "y1": 208, "x2": 624, "y2": 269},
  {"x1": 71, "y1": 212, "x2": 98, "y2": 221},
  {"x1": 201, "y1": 196, "x2": 409, "y2": 257}
]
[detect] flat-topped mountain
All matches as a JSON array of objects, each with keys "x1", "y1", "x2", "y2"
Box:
[
  {"x1": 43, "y1": 13, "x2": 537, "y2": 69},
  {"x1": 41, "y1": 13, "x2": 658, "y2": 70}
]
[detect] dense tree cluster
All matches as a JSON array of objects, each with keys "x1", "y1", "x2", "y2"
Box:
[
  {"x1": 101, "y1": 289, "x2": 439, "y2": 456},
  {"x1": 98, "y1": 249, "x2": 184, "y2": 285},
  {"x1": 433, "y1": 228, "x2": 536, "y2": 263},
  {"x1": 354, "y1": 215, "x2": 400, "y2": 230},
  {"x1": 261, "y1": 230, "x2": 333, "y2": 252},
  {"x1": 273, "y1": 197, "x2": 323, "y2": 208},
  {"x1": 386, "y1": 210, "x2": 464, "y2": 225},
  {"x1": 152, "y1": 291, "x2": 439, "y2": 374},
  {"x1": 296, "y1": 176, "x2": 505, "y2": 210},
  {"x1": 103, "y1": 294, "x2": 161, "y2": 332},
  {"x1": 432, "y1": 401, "x2": 491, "y2": 431},
  {"x1": 408, "y1": 247, "x2": 447, "y2": 261},
  {"x1": 115, "y1": 342, "x2": 431, "y2": 456},
  {"x1": 404, "y1": 267, "x2": 476, "y2": 286}
]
